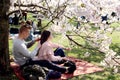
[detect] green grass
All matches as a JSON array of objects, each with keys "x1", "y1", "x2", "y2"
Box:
[
  {"x1": 6, "y1": 13, "x2": 120, "y2": 80},
  {"x1": 107, "y1": 31, "x2": 120, "y2": 44},
  {"x1": 110, "y1": 22, "x2": 120, "y2": 28},
  {"x1": 8, "y1": 30, "x2": 120, "y2": 80}
]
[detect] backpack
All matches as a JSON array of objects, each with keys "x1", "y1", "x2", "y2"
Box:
[
  {"x1": 22, "y1": 64, "x2": 46, "y2": 80},
  {"x1": 46, "y1": 70, "x2": 61, "y2": 80},
  {"x1": 63, "y1": 60, "x2": 76, "y2": 74}
]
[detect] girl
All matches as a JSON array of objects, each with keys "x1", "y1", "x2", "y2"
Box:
[{"x1": 38, "y1": 30, "x2": 70, "y2": 63}]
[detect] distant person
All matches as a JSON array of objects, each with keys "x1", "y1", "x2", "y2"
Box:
[
  {"x1": 12, "y1": 13, "x2": 19, "y2": 25},
  {"x1": 76, "y1": 21, "x2": 80, "y2": 29},
  {"x1": 101, "y1": 14, "x2": 108, "y2": 22},
  {"x1": 37, "y1": 19, "x2": 41, "y2": 27},
  {"x1": 20, "y1": 20, "x2": 25, "y2": 26},
  {"x1": 25, "y1": 20, "x2": 34, "y2": 41},
  {"x1": 9, "y1": 17, "x2": 13, "y2": 25},
  {"x1": 32, "y1": 21, "x2": 37, "y2": 32},
  {"x1": 22, "y1": 11, "x2": 27, "y2": 21},
  {"x1": 111, "y1": 12, "x2": 117, "y2": 17},
  {"x1": 37, "y1": 19, "x2": 42, "y2": 30},
  {"x1": 81, "y1": 16, "x2": 86, "y2": 20}
]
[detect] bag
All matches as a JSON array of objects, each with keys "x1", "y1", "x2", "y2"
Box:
[
  {"x1": 46, "y1": 70, "x2": 61, "y2": 80},
  {"x1": 63, "y1": 60, "x2": 76, "y2": 74},
  {"x1": 22, "y1": 64, "x2": 46, "y2": 80}
]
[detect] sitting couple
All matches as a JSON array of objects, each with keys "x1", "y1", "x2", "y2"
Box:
[{"x1": 12, "y1": 23, "x2": 74, "y2": 80}]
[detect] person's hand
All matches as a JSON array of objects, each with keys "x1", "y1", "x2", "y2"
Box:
[
  {"x1": 62, "y1": 57, "x2": 69, "y2": 60},
  {"x1": 35, "y1": 37, "x2": 41, "y2": 42},
  {"x1": 65, "y1": 48, "x2": 71, "y2": 51}
]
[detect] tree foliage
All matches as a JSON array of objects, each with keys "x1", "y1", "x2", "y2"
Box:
[{"x1": 1, "y1": 0, "x2": 120, "y2": 73}]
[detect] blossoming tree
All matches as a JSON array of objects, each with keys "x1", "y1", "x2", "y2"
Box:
[{"x1": 0, "y1": 0, "x2": 120, "y2": 74}]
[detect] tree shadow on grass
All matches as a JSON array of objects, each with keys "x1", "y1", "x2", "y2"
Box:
[
  {"x1": 69, "y1": 67, "x2": 120, "y2": 80},
  {"x1": 110, "y1": 43, "x2": 120, "y2": 55},
  {"x1": 68, "y1": 44, "x2": 120, "y2": 80},
  {"x1": 68, "y1": 47, "x2": 105, "y2": 63}
]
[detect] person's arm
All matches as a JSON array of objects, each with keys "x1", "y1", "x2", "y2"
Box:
[
  {"x1": 51, "y1": 43, "x2": 64, "y2": 48},
  {"x1": 51, "y1": 43, "x2": 71, "y2": 51},
  {"x1": 18, "y1": 43, "x2": 32, "y2": 58},
  {"x1": 46, "y1": 47, "x2": 62, "y2": 61},
  {"x1": 49, "y1": 54, "x2": 62, "y2": 61},
  {"x1": 25, "y1": 38, "x2": 40, "y2": 48},
  {"x1": 25, "y1": 40, "x2": 35, "y2": 48},
  {"x1": 18, "y1": 43, "x2": 39, "y2": 58}
]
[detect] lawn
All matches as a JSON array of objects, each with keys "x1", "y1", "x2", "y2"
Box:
[
  {"x1": 5, "y1": 13, "x2": 120, "y2": 80},
  {"x1": 7, "y1": 29, "x2": 120, "y2": 80}
]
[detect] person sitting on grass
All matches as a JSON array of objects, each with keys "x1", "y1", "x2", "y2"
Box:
[
  {"x1": 37, "y1": 30, "x2": 71, "y2": 64},
  {"x1": 37, "y1": 30, "x2": 76, "y2": 75},
  {"x1": 12, "y1": 24, "x2": 69, "y2": 74}
]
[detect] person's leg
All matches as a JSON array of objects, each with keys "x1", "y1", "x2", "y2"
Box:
[
  {"x1": 54, "y1": 48, "x2": 65, "y2": 57},
  {"x1": 29, "y1": 60, "x2": 66, "y2": 73},
  {"x1": 53, "y1": 48, "x2": 66, "y2": 64},
  {"x1": 52, "y1": 59, "x2": 66, "y2": 64}
]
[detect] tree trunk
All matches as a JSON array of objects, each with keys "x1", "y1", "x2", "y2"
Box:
[{"x1": 0, "y1": 0, "x2": 10, "y2": 74}]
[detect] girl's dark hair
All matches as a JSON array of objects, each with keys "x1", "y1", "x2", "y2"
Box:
[{"x1": 40, "y1": 30, "x2": 51, "y2": 45}]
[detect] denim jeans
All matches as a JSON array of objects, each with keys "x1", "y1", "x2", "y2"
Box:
[
  {"x1": 52, "y1": 48, "x2": 66, "y2": 64},
  {"x1": 54, "y1": 48, "x2": 65, "y2": 57},
  {"x1": 21, "y1": 59, "x2": 66, "y2": 73}
]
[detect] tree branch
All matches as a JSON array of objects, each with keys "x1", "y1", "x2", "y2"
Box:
[
  {"x1": 14, "y1": 3, "x2": 48, "y2": 10},
  {"x1": 7, "y1": 9, "x2": 42, "y2": 16},
  {"x1": 112, "y1": 57, "x2": 120, "y2": 66},
  {"x1": 66, "y1": 35, "x2": 104, "y2": 53},
  {"x1": 41, "y1": 3, "x2": 67, "y2": 29},
  {"x1": 44, "y1": 0, "x2": 52, "y2": 15}
]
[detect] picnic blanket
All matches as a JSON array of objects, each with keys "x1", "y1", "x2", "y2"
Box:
[
  {"x1": 10, "y1": 57, "x2": 103, "y2": 80},
  {"x1": 61, "y1": 57, "x2": 103, "y2": 79},
  {"x1": 10, "y1": 62, "x2": 25, "y2": 80}
]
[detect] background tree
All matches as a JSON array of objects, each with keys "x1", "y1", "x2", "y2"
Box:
[{"x1": 0, "y1": 0, "x2": 120, "y2": 75}]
